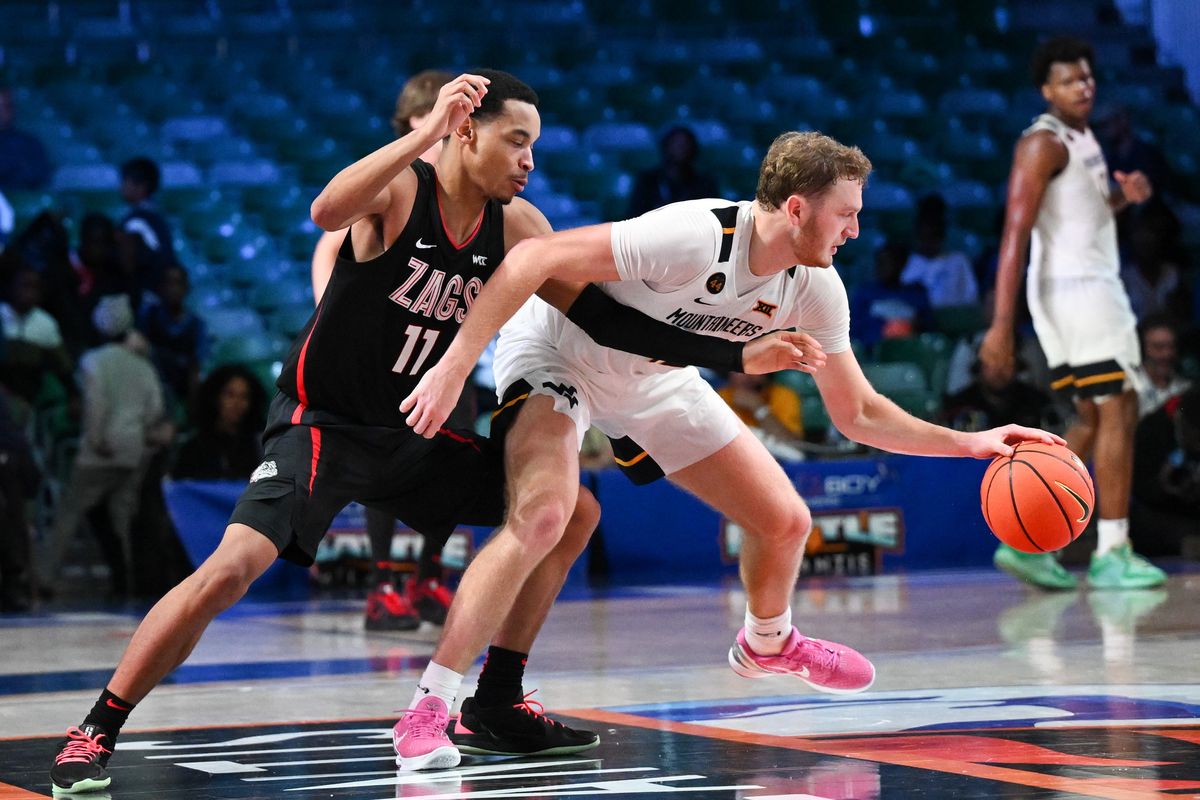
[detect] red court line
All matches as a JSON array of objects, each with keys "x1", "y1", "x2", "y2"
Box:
[
  {"x1": 563, "y1": 708, "x2": 1193, "y2": 800},
  {"x1": 0, "y1": 783, "x2": 49, "y2": 799}
]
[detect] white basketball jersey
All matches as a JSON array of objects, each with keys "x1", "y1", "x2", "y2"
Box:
[
  {"x1": 1025, "y1": 113, "x2": 1119, "y2": 280},
  {"x1": 609, "y1": 197, "x2": 849, "y2": 344},
  {"x1": 501, "y1": 199, "x2": 850, "y2": 378}
]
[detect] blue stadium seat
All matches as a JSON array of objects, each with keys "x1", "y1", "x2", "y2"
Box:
[
  {"x1": 583, "y1": 122, "x2": 655, "y2": 152},
  {"x1": 249, "y1": 280, "x2": 313, "y2": 312},
  {"x1": 863, "y1": 181, "x2": 914, "y2": 211},
  {"x1": 202, "y1": 307, "x2": 266, "y2": 341},
  {"x1": 938, "y1": 88, "x2": 1008, "y2": 119},
  {"x1": 51, "y1": 164, "x2": 119, "y2": 192},
  {"x1": 535, "y1": 124, "x2": 580, "y2": 154},
  {"x1": 161, "y1": 115, "x2": 229, "y2": 142},
  {"x1": 160, "y1": 161, "x2": 204, "y2": 188},
  {"x1": 208, "y1": 159, "x2": 283, "y2": 186},
  {"x1": 868, "y1": 90, "x2": 929, "y2": 120},
  {"x1": 940, "y1": 179, "x2": 996, "y2": 209}
]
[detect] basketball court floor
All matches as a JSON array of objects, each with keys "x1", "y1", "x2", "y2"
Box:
[{"x1": 2, "y1": 566, "x2": 1199, "y2": 799}]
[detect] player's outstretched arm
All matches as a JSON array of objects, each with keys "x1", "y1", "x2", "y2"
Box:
[
  {"x1": 815, "y1": 350, "x2": 1063, "y2": 458},
  {"x1": 401, "y1": 224, "x2": 620, "y2": 436},
  {"x1": 978, "y1": 131, "x2": 1065, "y2": 383},
  {"x1": 559, "y1": 285, "x2": 826, "y2": 375},
  {"x1": 310, "y1": 73, "x2": 489, "y2": 232}
]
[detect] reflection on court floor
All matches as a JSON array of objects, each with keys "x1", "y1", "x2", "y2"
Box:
[{"x1": 2, "y1": 568, "x2": 1198, "y2": 798}]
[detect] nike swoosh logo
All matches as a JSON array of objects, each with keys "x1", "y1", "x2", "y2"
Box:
[
  {"x1": 105, "y1": 699, "x2": 130, "y2": 711},
  {"x1": 415, "y1": 238, "x2": 437, "y2": 249},
  {"x1": 1055, "y1": 481, "x2": 1091, "y2": 522},
  {"x1": 693, "y1": 297, "x2": 719, "y2": 306}
]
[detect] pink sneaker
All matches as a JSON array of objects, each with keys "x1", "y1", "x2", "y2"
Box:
[
  {"x1": 728, "y1": 626, "x2": 875, "y2": 694},
  {"x1": 393, "y1": 696, "x2": 460, "y2": 770}
]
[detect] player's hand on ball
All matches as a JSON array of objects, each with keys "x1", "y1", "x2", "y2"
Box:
[
  {"x1": 742, "y1": 331, "x2": 826, "y2": 375},
  {"x1": 965, "y1": 424, "x2": 1066, "y2": 458},
  {"x1": 425, "y1": 73, "x2": 491, "y2": 141},
  {"x1": 399, "y1": 364, "x2": 468, "y2": 438},
  {"x1": 1114, "y1": 170, "x2": 1152, "y2": 204}
]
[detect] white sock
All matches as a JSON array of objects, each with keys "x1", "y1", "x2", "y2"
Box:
[
  {"x1": 744, "y1": 608, "x2": 792, "y2": 656},
  {"x1": 1096, "y1": 518, "x2": 1129, "y2": 556},
  {"x1": 410, "y1": 662, "x2": 463, "y2": 710}
]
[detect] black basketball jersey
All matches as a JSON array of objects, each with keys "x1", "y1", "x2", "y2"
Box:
[{"x1": 278, "y1": 160, "x2": 506, "y2": 428}]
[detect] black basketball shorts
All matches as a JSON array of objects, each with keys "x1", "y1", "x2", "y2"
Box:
[{"x1": 230, "y1": 394, "x2": 506, "y2": 566}]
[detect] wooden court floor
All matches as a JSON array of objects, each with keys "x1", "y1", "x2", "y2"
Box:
[{"x1": 2, "y1": 567, "x2": 1198, "y2": 799}]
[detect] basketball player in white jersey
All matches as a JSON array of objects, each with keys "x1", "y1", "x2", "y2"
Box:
[
  {"x1": 397, "y1": 130, "x2": 1063, "y2": 766},
  {"x1": 980, "y1": 37, "x2": 1165, "y2": 591}
]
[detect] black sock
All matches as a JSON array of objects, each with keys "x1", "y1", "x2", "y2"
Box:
[
  {"x1": 82, "y1": 688, "x2": 135, "y2": 742},
  {"x1": 474, "y1": 646, "x2": 527, "y2": 708},
  {"x1": 417, "y1": 527, "x2": 453, "y2": 582},
  {"x1": 370, "y1": 561, "x2": 394, "y2": 588}
]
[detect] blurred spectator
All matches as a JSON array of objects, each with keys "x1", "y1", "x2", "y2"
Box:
[
  {"x1": 901, "y1": 193, "x2": 979, "y2": 308},
  {"x1": 1131, "y1": 387, "x2": 1200, "y2": 556},
  {"x1": 2, "y1": 211, "x2": 89, "y2": 353},
  {"x1": 941, "y1": 352, "x2": 1056, "y2": 432},
  {"x1": 850, "y1": 241, "x2": 933, "y2": 349},
  {"x1": 0, "y1": 264, "x2": 74, "y2": 408},
  {"x1": 71, "y1": 213, "x2": 117, "y2": 307},
  {"x1": 118, "y1": 156, "x2": 178, "y2": 294},
  {"x1": 0, "y1": 389, "x2": 39, "y2": 612},
  {"x1": 76, "y1": 213, "x2": 147, "y2": 328},
  {"x1": 1119, "y1": 201, "x2": 1191, "y2": 323},
  {"x1": 0, "y1": 87, "x2": 51, "y2": 190},
  {"x1": 138, "y1": 264, "x2": 207, "y2": 405},
  {"x1": 1135, "y1": 315, "x2": 1191, "y2": 418},
  {"x1": 38, "y1": 295, "x2": 168, "y2": 598},
  {"x1": 718, "y1": 372, "x2": 806, "y2": 461},
  {"x1": 1097, "y1": 104, "x2": 1172, "y2": 199},
  {"x1": 172, "y1": 364, "x2": 266, "y2": 480},
  {"x1": 627, "y1": 126, "x2": 720, "y2": 217}
]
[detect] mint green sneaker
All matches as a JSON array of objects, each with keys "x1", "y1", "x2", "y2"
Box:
[
  {"x1": 994, "y1": 543, "x2": 1078, "y2": 590},
  {"x1": 1087, "y1": 543, "x2": 1167, "y2": 589}
]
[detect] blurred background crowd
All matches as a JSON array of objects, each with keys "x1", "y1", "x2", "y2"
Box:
[{"x1": 0, "y1": 0, "x2": 1197, "y2": 611}]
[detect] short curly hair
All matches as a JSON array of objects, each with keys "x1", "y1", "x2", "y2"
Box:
[{"x1": 1031, "y1": 37, "x2": 1095, "y2": 87}]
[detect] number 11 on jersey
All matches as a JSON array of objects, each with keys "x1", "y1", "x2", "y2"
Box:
[{"x1": 392, "y1": 324, "x2": 440, "y2": 376}]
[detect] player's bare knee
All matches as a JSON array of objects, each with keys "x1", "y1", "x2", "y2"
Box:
[
  {"x1": 191, "y1": 559, "x2": 256, "y2": 614},
  {"x1": 507, "y1": 496, "x2": 572, "y2": 556},
  {"x1": 744, "y1": 501, "x2": 811, "y2": 550}
]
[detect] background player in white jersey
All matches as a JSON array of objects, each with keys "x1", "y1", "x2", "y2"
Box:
[
  {"x1": 979, "y1": 37, "x2": 1165, "y2": 591},
  {"x1": 398, "y1": 130, "x2": 1064, "y2": 767}
]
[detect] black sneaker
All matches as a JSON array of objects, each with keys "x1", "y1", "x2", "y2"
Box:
[
  {"x1": 450, "y1": 693, "x2": 599, "y2": 756},
  {"x1": 50, "y1": 724, "x2": 112, "y2": 793}
]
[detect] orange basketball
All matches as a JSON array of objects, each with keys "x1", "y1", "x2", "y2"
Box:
[{"x1": 980, "y1": 441, "x2": 1095, "y2": 553}]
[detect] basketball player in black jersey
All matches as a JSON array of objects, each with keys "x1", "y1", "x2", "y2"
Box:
[{"x1": 49, "y1": 70, "x2": 815, "y2": 789}]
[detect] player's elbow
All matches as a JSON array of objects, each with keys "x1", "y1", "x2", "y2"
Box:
[{"x1": 310, "y1": 195, "x2": 344, "y2": 232}]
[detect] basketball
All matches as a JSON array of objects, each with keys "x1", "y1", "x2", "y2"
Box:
[{"x1": 980, "y1": 442, "x2": 1095, "y2": 553}]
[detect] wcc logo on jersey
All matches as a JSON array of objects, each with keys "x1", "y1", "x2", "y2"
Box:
[{"x1": 389, "y1": 256, "x2": 483, "y2": 323}]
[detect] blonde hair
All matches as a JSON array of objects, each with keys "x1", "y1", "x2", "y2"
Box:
[
  {"x1": 755, "y1": 131, "x2": 872, "y2": 209},
  {"x1": 391, "y1": 69, "x2": 455, "y2": 136}
]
